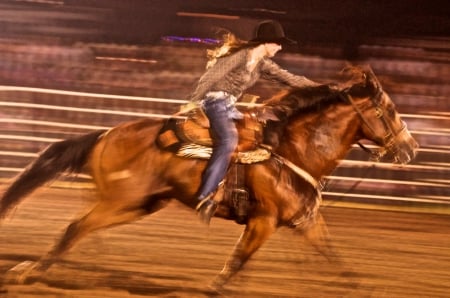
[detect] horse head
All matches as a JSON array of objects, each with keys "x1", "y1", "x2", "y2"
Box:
[{"x1": 343, "y1": 66, "x2": 418, "y2": 164}]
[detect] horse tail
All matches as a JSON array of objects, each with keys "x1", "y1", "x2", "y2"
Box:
[{"x1": 0, "y1": 130, "x2": 106, "y2": 219}]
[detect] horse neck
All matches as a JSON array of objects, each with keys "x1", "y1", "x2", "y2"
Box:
[{"x1": 277, "y1": 102, "x2": 361, "y2": 179}]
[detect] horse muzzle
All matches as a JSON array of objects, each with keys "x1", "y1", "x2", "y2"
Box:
[{"x1": 386, "y1": 128, "x2": 419, "y2": 165}]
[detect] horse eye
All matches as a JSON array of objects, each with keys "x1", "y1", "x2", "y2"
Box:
[{"x1": 387, "y1": 105, "x2": 396, "y2": 118}]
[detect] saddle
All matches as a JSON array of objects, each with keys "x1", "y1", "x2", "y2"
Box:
[
  {"x1": 156, "y1": 105, "x2": 276, "y2": 224},
  {"x1": 156, "y1": 107, "x2": 273, "y2": 164}
]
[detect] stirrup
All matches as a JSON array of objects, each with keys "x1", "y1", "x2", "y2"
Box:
[
  {"x1": 196, "y1": 196, "x2": 218, "y2": 225},
  {"x1": 195, "y1": 194, "x2": 213, "y2": 211}
]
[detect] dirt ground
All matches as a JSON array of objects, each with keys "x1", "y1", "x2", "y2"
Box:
[{"x1": 0, "y1": 187, "x2": 449, "y2": 298}]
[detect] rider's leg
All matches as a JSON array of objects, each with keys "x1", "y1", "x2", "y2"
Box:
[{"x1": 196, "y1": 98, "x2": 238, "y2": 225}]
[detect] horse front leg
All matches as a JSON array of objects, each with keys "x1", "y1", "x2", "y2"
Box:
[
  {"x1": 210, "y1": 216, "x2": 277, "y2": 291},
  {"x1": 294, "y1": 211, "x2": 341, "y2": 264},
  {"x1": 294, "y1": 211, "x2": 360, "y2": 287}
]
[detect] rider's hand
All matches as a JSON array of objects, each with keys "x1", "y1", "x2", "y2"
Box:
[{"x1": 179, "y1": 102, "x2": 198, "y2": 114}]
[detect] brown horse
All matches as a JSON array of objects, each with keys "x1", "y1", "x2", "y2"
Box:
[{"x1": 0, "y1": 66, "x2": 418, "y2": 291}]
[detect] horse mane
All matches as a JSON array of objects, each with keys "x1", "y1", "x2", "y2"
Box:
[
  {"x1": 261, "y1": 65, "x2": 377, "y2": 121},
  {"x1": 262, "y1": 85, "x2": 342, "y2": 121},
  {"x1": 260, "y1": 65, "x2": 377, "y2": 147}
]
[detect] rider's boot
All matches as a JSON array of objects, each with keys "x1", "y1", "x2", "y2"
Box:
[{"x1": 196, "y1": 194, "x2": 218, "y2": 225}]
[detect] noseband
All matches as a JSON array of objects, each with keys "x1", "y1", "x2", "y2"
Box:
[{"x1": 341, "y1": 86, "x2": 407, "y2": 161}]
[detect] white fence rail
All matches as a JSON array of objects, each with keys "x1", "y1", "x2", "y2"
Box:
[{"x1": 1, "y1": 86, "x2": 449, "y2": 207}]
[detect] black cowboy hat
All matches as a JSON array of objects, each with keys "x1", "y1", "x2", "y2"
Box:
[{"x1": 250, "y1": 20, "x2": 297, "y2": 45}]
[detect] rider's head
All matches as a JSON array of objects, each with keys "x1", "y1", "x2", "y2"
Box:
[
  {"x1": 249, "y1": 20, "x2": 297, "y2": 46},
  {"x1": 206, "y1": 20, "x2": 296, "y2": 68}
]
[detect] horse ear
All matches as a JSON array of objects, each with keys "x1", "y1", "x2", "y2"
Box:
[
  {"x1": 363, "y1": 65, "x2": 383, "y2": 92},
  {"x1": 339, "y1": 64, "x2": 354, "y2": 77},
  {"x1": 339, "y1": 65, "x2": 367, "y2": 90}
]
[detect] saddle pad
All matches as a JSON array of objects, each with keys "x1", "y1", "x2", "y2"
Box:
[
  {"x1": 176, "y1": 143, "x2": 271, "y2": 164},
  {"x1": 156, "y1": 108, "x2": 267, "y2": 163}
]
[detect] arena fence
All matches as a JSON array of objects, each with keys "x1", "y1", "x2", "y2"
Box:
[{"x1": 1, "y1": 86, "x2": 449, "y2": 210}]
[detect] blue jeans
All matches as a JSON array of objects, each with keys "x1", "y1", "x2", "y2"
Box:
[{"x1": 197, "y1": 98, "x2": 238, "y2": 199}]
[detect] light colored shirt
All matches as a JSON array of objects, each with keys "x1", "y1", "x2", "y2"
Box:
[{"x1": 187, "y1": 47, "x2": 318, "y2": 104}]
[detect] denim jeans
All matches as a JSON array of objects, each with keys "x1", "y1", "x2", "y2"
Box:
[{"x1": 197, "y1": 97, "x2": 238, "y2": 199}]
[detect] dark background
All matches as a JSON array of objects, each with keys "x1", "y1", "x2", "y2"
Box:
[
  {"x1": 69, "y1": 1, "x2": 450, "y2": 40},
  {"x1": 2, "y1": 0, "x2": 449, "y2": 59}
]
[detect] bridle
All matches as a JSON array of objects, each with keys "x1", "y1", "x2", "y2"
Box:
[{"x1": 341, "y1": 81, "x2": 407, "y2": 162}]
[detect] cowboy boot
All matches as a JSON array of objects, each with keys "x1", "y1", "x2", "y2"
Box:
[{"x1": 196, "y1": 195, "x2": 218, "y2": 225}]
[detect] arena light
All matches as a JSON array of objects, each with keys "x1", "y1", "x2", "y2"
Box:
[
  {"x1": 161, "y1": 35, "x2": 220, "y2": 45},
  {"x1": 176, "y1": 11, "x2": 240, "y2": 20}
]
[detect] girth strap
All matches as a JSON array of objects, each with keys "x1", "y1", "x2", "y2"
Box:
[
  {"x1": 271, "y1": 152, "x2": 322, "y2": 192},
  {"x1": 271, "y1": 152, "x2": 323, "y2": 227}
]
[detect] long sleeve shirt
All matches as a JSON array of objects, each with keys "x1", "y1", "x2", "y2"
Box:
[{"x1": 187, "y1": 48, "x2": 319, "y2": 103}]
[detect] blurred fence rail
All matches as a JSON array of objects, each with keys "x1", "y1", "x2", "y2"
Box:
[
  {"x1": 1, "y1": 83, "x2": 449, "y2": 209},
  {"x1": 0, "y1": 34, "x2": 449, "y2": 210}
]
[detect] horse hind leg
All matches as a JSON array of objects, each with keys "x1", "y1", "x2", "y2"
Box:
[{"x1": 9, "y1": 196, "x2": 168, "y2": 283}]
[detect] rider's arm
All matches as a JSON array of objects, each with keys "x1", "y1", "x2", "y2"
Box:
[{"x1": 259, "y1": 58, "x2": 321, "y2": 88}]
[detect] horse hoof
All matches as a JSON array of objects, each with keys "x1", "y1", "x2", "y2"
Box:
[
  {"x1": 204, "y1": 284, "x2": 225, "y2": 297},
  {"x1": 207, "y1": 277, "x2": 227, "y2": 296},
  {"x1": 4, "y1": 261, "x2": 38, "y2": 284}
]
